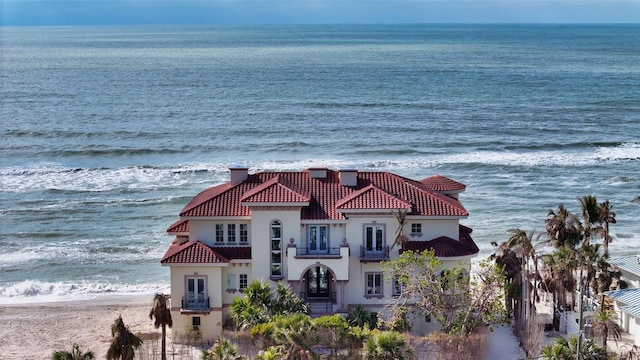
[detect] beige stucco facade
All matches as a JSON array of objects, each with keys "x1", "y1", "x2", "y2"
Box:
[{"x1": 162, "y1": 168, "x2": 478, "y2": 343}]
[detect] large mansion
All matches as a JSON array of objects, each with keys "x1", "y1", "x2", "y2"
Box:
[{"x1": 161, "y1": 166, "x2": 479, "y2": 341}]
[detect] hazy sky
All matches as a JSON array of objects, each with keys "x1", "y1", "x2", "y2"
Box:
[{"x1": 2, "y1": 0, "x2": 639, "y2": 26}]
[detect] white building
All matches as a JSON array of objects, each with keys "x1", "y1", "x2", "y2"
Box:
[
  {"x1": 161, "y1": 166, "x2": 479, "y2": 341},
  {"x1": 605, "y1": 256, "x2": 640, "y2": 345}
]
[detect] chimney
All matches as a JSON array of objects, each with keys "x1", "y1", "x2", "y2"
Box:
[
  {"x1": 229, "y1": 165, "x2": 249, "y2": 184},
  {"x1": 309, "y1": 167, "x2": 328, "y2": 179},
  {"x1": 339, "y1": 167, "x2": 358, "y2": 187}
]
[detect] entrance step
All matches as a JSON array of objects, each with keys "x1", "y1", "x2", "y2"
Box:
[{"x1": 308, "y1": 301, "x2": 333, "y2": 315}]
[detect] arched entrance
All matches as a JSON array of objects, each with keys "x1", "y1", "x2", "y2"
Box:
[{"x1": 304, "y1": 265, "x2": 333, "y2": 299}]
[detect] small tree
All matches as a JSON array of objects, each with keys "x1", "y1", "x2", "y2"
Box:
[
  {"x1": 107, "y1": 316, "x2": 143, "y2": 360},
  {"x1": 149, "y1": 293, "x2": 172, "y2": 360},
  {"x1": 591, "y1": 307, "x2": 623, "y2": 348},
  {"x1": 382, "y1": 250, "x2": 508, "y2": 336},
  {"x1": 52, "y1": 344, "x2": 94, "y2": 360}
]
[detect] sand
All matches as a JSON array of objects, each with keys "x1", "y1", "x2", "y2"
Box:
[{"x1": 0, "y1": 295, "x2": 183, "y2": 360}]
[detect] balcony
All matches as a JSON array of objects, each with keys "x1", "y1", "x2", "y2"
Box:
[
  {"x1": 181, "y1": 296, "x2": 211, "y2": 314},
  {"x1": 360, "y1": 245, "x2": 390, "y2": 262},
  {"x1": 294, "y1": 246, "x2": 342, "y2": 259},
  {"x1": 286, "y1": 243, "x2": 350, "y2": 282}
]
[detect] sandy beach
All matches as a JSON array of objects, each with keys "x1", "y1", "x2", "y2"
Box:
[{"x1": 0, "y1": 295, "x2": 178, "y2": 360}]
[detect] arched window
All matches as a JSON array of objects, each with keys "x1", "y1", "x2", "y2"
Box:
[{"x1": 270, "y1": 220, "x2": 282, "y2": 277}]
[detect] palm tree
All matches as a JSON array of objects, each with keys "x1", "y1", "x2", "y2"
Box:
[
  {"x1": 270, "y1": 313, "x2": 315, "y2": 359},
  {"x1": 364, "y1": 331, "x2": 415, "y2": 360},
  {"x1": 391, "y1": 209, "x2": 408, "y2": 250},
  {"x1": 540, "y1": 335, "x2": 607, "y2": 360},
  {"x1": 106, "y1": 316, "x2": 143, "y2": 360},
  {"x1": 203, "y1": 338, "x2": 245, "y2": 360},
  {"x1": 496, "y1": 229, "x2": 539, "y2": 329},
  {"x1": 598, "y1": 200, "x2": 616, "y2": 257},
  {"x1": 545, "y1": 204, "x2": 582, "y2": 249},
  {"x1": 52, "y1": 344, "x2": 94, "y2": 360},
  {"x1": 149, "y1": 293, "x2": 173, "y2": 360},
  {"x1": 579, "y1": 195, "x2": 601, "y2": 247},
  {"x1": 591, "y1": 307, "x2": 623, "y2": 349},
  {"x1": 541, "y1": 248, "x2": 578, "y2": 311}
]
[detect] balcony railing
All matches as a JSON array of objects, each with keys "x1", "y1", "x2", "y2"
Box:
[
  {"x1": 295, "y1": 247, "x2": 342, "y2": 257},
  {"x1": 181, "y1": 296, "x2": 210, "y2": 311},
  {"x1": 360, "y1": 245, "x2": 390, "y2": 261}
]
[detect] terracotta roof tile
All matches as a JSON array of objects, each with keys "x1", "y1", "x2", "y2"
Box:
[
  {"x1": 215, "y1": 246, "x2": 252, "y2": 260},
  {"x1": 173, "y1": 169, "x2": 468, "y2": 222},
  {"x1": 161, "y1": 240, "x2": 229, "y2": 264},
  {"x1": 420, "y1": 175, "x2": 466, "y2": 192},
  {"x1": 400, "y1": 225, "x2": 479, "y2": 258},
  {"x1": 241, "y1": 176, "x2": 310, "y2": 204},
  {"x1": 336, "y1": 184, "x2": 412, "y2": 211},
  {"x1": 167, "y1": 220, "x2": 189, "y2": 234}
]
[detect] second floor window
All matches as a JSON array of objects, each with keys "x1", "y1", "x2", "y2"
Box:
[
  {"x1": 227, "y1": 224, "x2": 236, "y2": 243},
  {"x1": 239, "y1": 224, "x2": 248, "y2": 243},
  {"x1": 215, "y1": 224, "x2": 224, "y2": 243},
  {"x1": 411, "y1": 223, "x2": 422, "y2": 234},
  {"x1": 364, "y1": 224, "x2": 384, "y2": 252},
  {"x1": 309, "y1": 225, "x2": 328, "y2": 253},
  {"x1": 186, "y1": 277, "x2": 206, "y2": 308},
  {"x1": 270, "y1": 220, "x2": 282, "y2": 277}
]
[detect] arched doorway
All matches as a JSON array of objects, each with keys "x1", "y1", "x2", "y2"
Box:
[{"x1": 304, "y1": 265, "x2": 333, "y2": 299}]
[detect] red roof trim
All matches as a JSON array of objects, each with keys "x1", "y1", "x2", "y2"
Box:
[
  {"x1": 241, "y1": 176, "x2": 310, "y2": 204},
  {"x1": 167, "y1": 219, "x2": 189, "y2": 233}
]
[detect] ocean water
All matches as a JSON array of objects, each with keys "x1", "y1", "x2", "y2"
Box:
[{"x1": 1, "y1": 24, "x2": 639, "y2": 304}]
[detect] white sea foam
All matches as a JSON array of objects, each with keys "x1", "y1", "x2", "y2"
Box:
[
  {"x1": 0, "y1": 279, "x2": 170, "y2": 305},
  {"x1": 2, "y1": 143, "x2": 638, "y2": 194}
]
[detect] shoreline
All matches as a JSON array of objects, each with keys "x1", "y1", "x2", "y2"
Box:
[{"x1": 0, "y1": 294, "x2": 173, "y2": 360}]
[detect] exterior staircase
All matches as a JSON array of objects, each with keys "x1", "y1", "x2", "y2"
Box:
[{"x1": 307, "y1": 299, "x2": 333, "y2": 316}]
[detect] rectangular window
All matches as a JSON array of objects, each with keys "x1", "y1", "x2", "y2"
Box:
[
  {"x1": 227, "y1": 224, "x2": 236, "y2": 243},
  {"x1": 309, "y1": 225, "x2": 328, "y2": 253},
  {"x1": 365, "y1": 225, "x2": 384, "y2": 252},
  {"x1": 411, "y1": 223, "x2": 422, "y2": 234},
  {"x1": 215, "y1": 224, "x2": 224, "y2": 243},
  {"x1": 366, "y1": 273, "x2": 383, "y2": 296},
  {"x1": 186, "y1": 277, "x2": 206, "y2": 308},
  {"x1": 227, "y1": 274, "x2": 236, "y2": 290},
  {"x1": 192, "y1": 317, "x2": 201, "y2": 326},
  {"x1": 239, "y1": 274, "x2": 248, "y2": 290},
  {"x1": 239, "y1": 224, "x2": 248, "y2": 243},
  {"x1": 270, "y1": 221, "x2": 282, "y2": 277},
  {"x1": 392, "y1": 276, "x2": 403, "y2": 296}
]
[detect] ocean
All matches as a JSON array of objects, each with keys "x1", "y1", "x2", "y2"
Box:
[{"x1": 1, "y1": 24, "x2": 639, "y2": 304}]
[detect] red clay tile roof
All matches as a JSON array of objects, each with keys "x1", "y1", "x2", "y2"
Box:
[
  {"x1": 420, "y1": 175, "x2": 467, "y2": 192},
  {"x1": 176, "y1": 169, "x2": 468, "y2": 221},
  {"x1": 241, "y1": 176, "x2": 311, "y2": 204},
  {"x1": 400, "y1": 225, "x2": 479, "y2": 257},
  {"x1": 215, "y1": 246, "x2": 252, "y2": 260},
  {"x1": 161, "y1": 238, "x2": 252, "y2": 264},
  {"x1": 336, "y1": 184, "x2": 413, "y2": 211},
  {"x1": 167, "y1": 219, "x2": 189, "y2": 234},
  {"x1": 161, "y1": 240, "x2": 229, "y2": 264}
]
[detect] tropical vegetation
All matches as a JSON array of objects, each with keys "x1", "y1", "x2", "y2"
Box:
[
  {"x1": 106, "y1": 316, "x2": 143, "y2": 360},
  {"x1": 51, "y1": 344, "x2": 95, "y2": 360}
]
